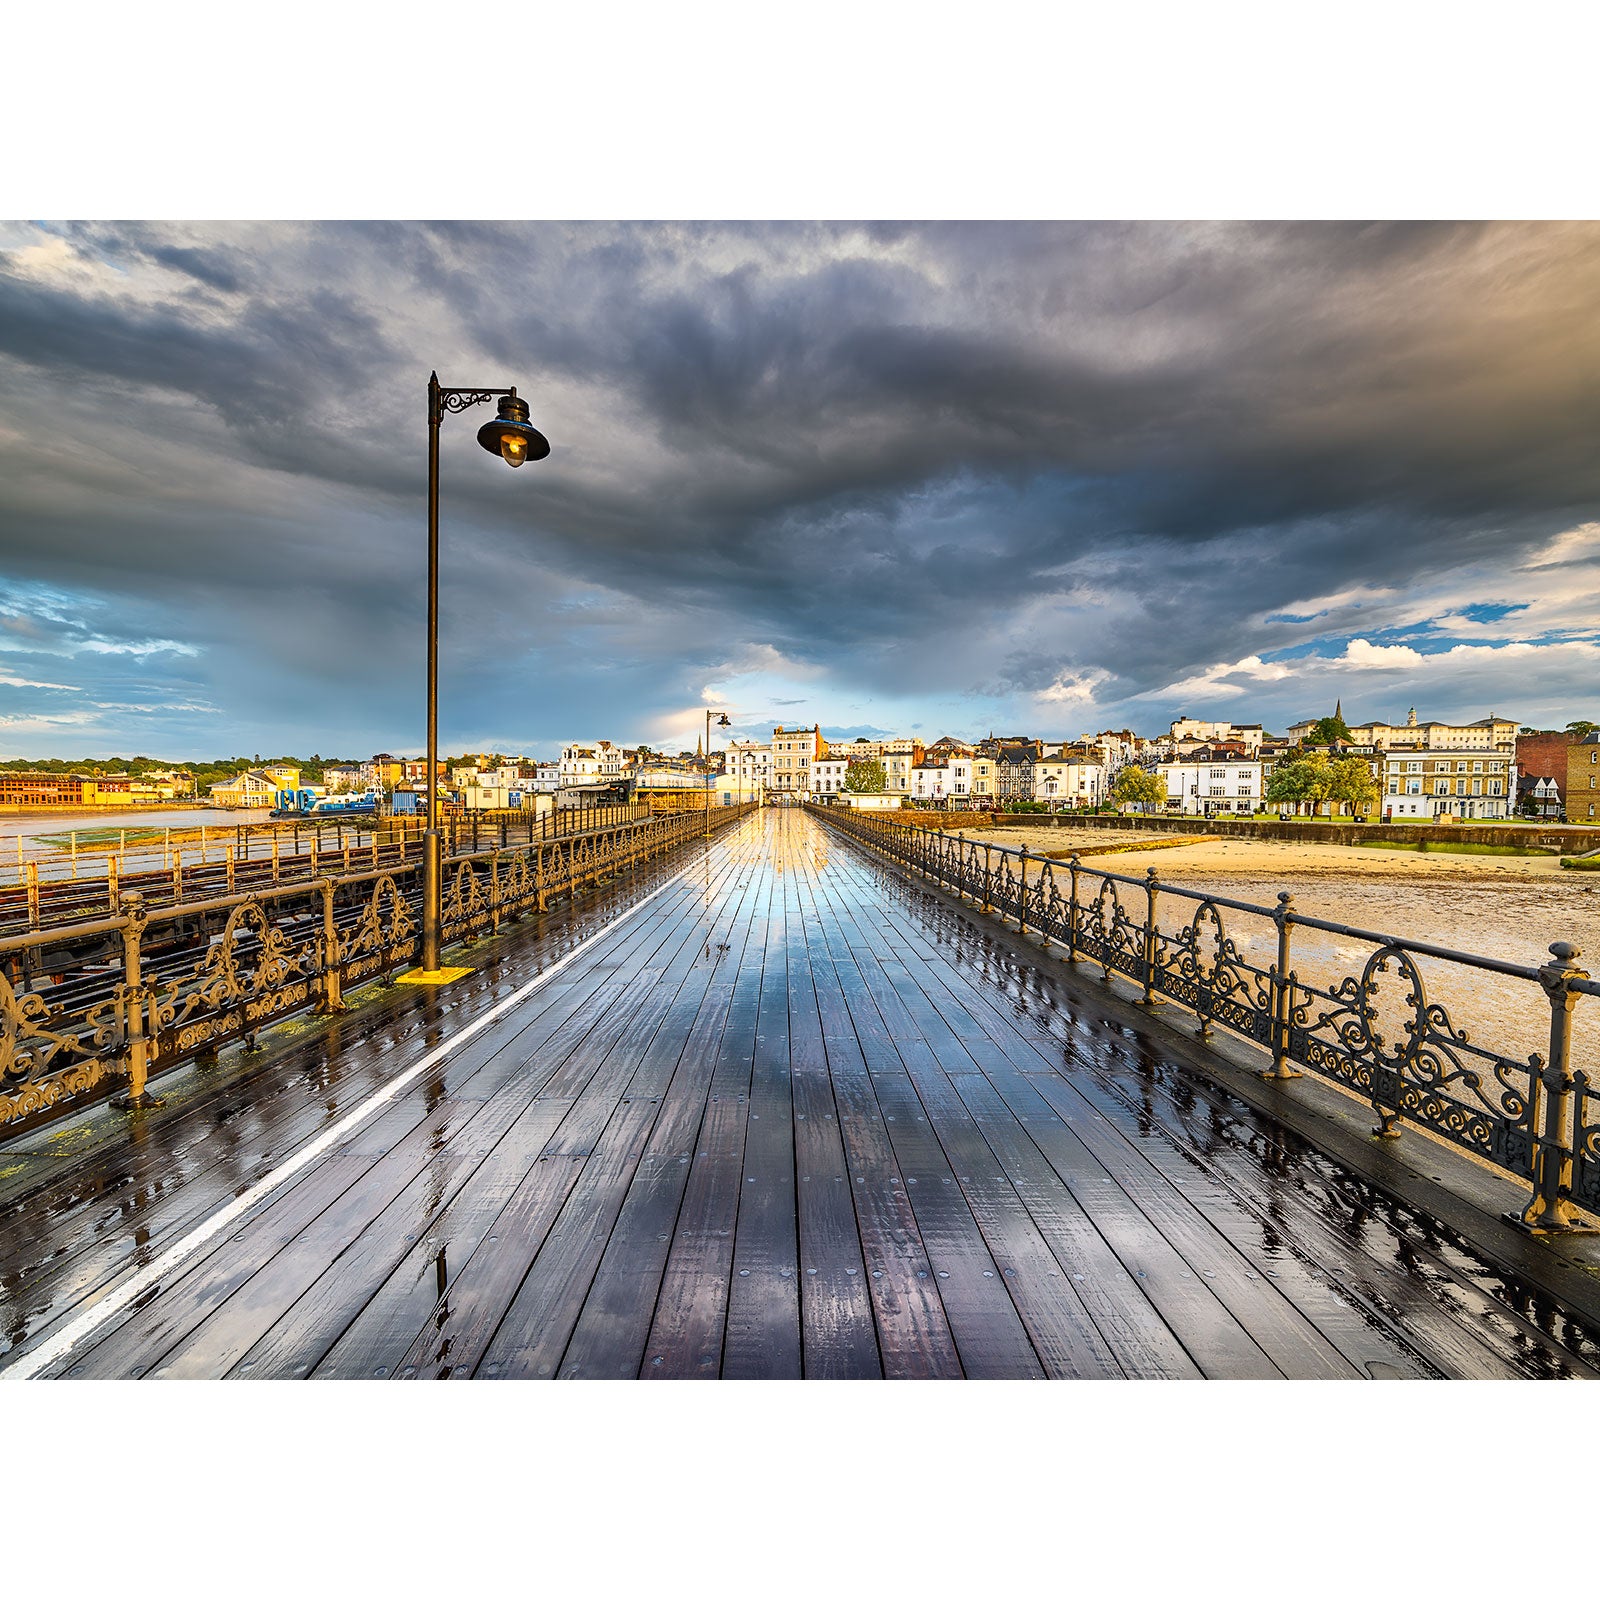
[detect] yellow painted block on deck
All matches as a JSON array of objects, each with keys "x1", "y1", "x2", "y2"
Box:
[{"x1": 394, "y1": 965, "x2": 475, "y2": 987}]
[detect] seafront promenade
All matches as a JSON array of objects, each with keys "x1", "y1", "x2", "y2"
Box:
[{"x1": 2, "y1": 806, "x2": 1596, "y2": 1380}]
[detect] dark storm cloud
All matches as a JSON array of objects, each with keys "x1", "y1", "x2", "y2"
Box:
[{"x1": 1, "y1": 220, "x2": 1598, "y2": 755}]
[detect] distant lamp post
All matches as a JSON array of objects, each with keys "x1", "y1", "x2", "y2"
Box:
[
  {"x1": 420, "y1": 371, "x2": 550, "y2": 977},
  {"x1": 704, "y1": 710, "x2": 732, "y2": 833}
]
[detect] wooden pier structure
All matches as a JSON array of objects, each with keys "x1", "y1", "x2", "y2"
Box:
[{"x1": 2, "y1": 807, "x2": 1596, "y2": 1379}]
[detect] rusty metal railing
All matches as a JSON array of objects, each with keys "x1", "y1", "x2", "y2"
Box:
[
  {"x1": 817, "y1": 805, "x2": 1599, "y2": 1234},
  {"x1": 0, "y1": 803, "x2": 755, "y2": 1137}
]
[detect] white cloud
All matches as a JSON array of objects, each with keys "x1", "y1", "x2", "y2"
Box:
[
  {"x1": 1037, "y1": 668, "x2": 1110, "y2": 704},
  {"x1": 1525, "y1": 520, "x2": 1600, "y2": 569},
  {"x1": 78, "y1": 638, "x2": 200, "y2": 658},
  {"x1": 1140, "y1": 654, "x2": 1292, "y2": 702},
  {"x1": 0, "y1": 673, "x2": 77, "y2": 690},
  {"x1": 1341, "y1": 639, "x2": 1424, "y2": 668}
]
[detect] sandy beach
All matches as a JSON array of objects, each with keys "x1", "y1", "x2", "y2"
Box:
[{"x1": 941, "y1": 824, "x2": 1577, "y2": 882}]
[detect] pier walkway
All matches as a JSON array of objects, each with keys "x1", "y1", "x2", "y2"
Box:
[{"x1": 2, "y1": 807, "x2": 1596, "y2": 1378}]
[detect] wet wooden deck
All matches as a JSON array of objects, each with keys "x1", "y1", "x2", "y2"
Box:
[{"x1": 3, "y1": 807, "x2": 1596, "y2": 1379}]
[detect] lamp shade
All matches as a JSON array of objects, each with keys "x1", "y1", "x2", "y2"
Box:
[{"x1": 477, "y1": 393, "x2": 551, "y2": 468}]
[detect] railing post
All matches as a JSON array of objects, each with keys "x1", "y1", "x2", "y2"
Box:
[
  {"x1": 1066, "y1": 854, "x2": 1082, "y2": 962},
  {"x1": 1516, "y1": 942, "x2": 1591, "y2": 1231},
  {"x1": 980, "y1": 841, "x2": 993, "y2": 913},
  {"x1": 489, "y1": 849, "x2": 502, "y2": 934},
  {"x1": 316, "y1": 878, "x2": 346, "y2": 1014},
  {"x1": 1263, "y1": 891, "x2": 1303, "y2": 1080},
  {"x1": 111, "y1": 891, "x2": 160, "y2": 1110},
  {"x1": 272, "y1": 832, "x2": 281, "y2": 883},
  {"x1": 107, "y1": 855, "x2": 119, "y2": 913},
  {"x1": 1138, "y1": 867, "x2": 1163, "y2": 1006},
  {"x1": 226, "y1": 843, "x2": 236, "y2": 894},
  {"x1": 1017, "y1": 848, "x2": 1029, "y2": 935},
  {"x1": 25, "y1": 861, "x2": 39, "y2": 933}
]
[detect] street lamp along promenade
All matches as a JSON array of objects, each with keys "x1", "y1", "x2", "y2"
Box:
[
  {"x1": 703, "y1": 710, "x2": 732, "y2": 834},
  {"x1": 414, "y1": 372, "x2": 550, "y2": 980}
]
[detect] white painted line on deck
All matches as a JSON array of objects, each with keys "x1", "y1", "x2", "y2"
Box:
[{"x1": 1, "y1": 853, "x2": 715, "y2": 1381}]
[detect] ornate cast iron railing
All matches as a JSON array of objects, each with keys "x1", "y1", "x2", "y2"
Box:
[
  {"x1": 816, "y1": 805, "x2": 1599, "y2": 1235},
  {"x1": 0, "y1": 801, "x2": 654, "y2": 940},
  {"x1": 0, "y1": 804, "x2": 755, "y2": 1137}
]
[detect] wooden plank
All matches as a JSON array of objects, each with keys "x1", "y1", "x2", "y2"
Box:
[
  {"x1": 559, "y1": 855, "x2": 768, "y2": 1378},
  {"x1": 393, "y1": 843, "x2": 758, "y2": 1379},
  {"x1": 229, "y1": 1081, "x2": 589, "y2": 1378},
  {"x1": 856, "y1": 870, "x2": 1466, "y2": 1378},
  {"x1": 103, "y1": 1094, "x2": 515, "y2": 1379},
  {"x1": 49, "y1": 1152, "x2": 379, "y2": 1378},
  {"x1": 0, "y1": 866, "x2": 720, "y2": 1364},
  {"x1": 833, "y1": 878, "x2": 1281, "y2": 1378},
  {"x1": 803, "y1": 865, "x2": 1045, "y2": 1379},
  {"x1": 822, "y1": 875, "x2": 1157, "y2": 1378},
  {"x1": 783, "y1": 854, "x2": 881, "y2": 1379},
  {"x1": 789, "y1": 856, "x2": 962, "y2": 1378},
  {"x1": 640, "y1": 866, "x2": 770, "y2": 1378},
  {"x1": 721, "y1": 860, "x2": 802, "y2": 1379},
  {"x1": 476, "y1": 1097, "x2": 664, "y2": 1377},
  {"x1": 822, "y1": 835, "x2": 1365, "y2": 1379},
  {"x1": 1058, "y1": 1044, "x2": 1573, "y2": 1379},
  {"x1": 120, "y1": 863, "x2": 739, "y2": 1379},
  {"x1": 305, "y1": 1097, "x2": 579, "y2": 1379}
]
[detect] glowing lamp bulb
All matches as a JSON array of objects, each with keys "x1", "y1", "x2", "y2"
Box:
[{"x1": 500, "y1": 432, "x2": 528, "y2": 468}]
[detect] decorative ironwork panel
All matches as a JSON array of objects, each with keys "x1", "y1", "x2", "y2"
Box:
[
  {"x1": 149, "y1": 896, "x2": 323, "y2": 1062},
  {"x1": 1151, "y1": 898, "x2": 1275, "y2": 1045},
  {"x1": 0, "y1": 803, "x2": 756, "y2": 1135},
  {"x1": 1573, "y1": 1073, "x2": 1600, "y2": 1210},
  {"x1": 0, "y1": 966, "x2": 123, "y2": 1126},
  {"x1": 1283, "y1": 944, "x2": 1534, "y2": 1165}
]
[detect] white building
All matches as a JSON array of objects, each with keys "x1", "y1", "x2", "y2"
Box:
[
  {"x1": 946, "y1": 755, "x2": 997, "y2": 803},
  {"x1": 1162, "y1": 755, "x2": 1263, "y2": 816},
  {"x1": 322, "y1": 764, "x2": 364, "y2": 793},
  {"x1": 911, "y1": 762, "x2": 954, "y2": 804},
  {"x1": 1380, "y1": 749, "x2": 1510, "y2": 820},
  {"x1": 559, "y1": 741, "x2": 623, "y2": 787},
  {"x1": 1286, "y1": 709, "x2": 1518, "y2": 753},
  {"x1": 1034, "y1": 756, "x2": 1106, "y2": 808},
  {"x1": 882, "y1": 750, "x2": 918, "y2": 795},
  {"x1": 811, "y1": 755, "x2": 850, "y2": 796},
  {"x1": 725, "y1": 739, "x2": 774, "y2": 795},
  {"x1": 1168, "y1": 718, "x2": 1265, "y2": 753}
]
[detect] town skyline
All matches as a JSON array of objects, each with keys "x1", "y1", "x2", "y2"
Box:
[{"x1": 3, "y1": 221, "x2": 1598, "y2": 762}]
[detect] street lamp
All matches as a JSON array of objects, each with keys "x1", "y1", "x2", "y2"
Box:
[
  {"x1": 419, "y1": 371, "x2": 550, "y2": 977},
  {"x1": 704, "y1": 710, "x2": 731, "y2": 834}
]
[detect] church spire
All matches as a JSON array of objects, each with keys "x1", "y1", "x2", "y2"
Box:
[{"x1": 1333, "y1": 697, "x2": 1342, "y2": 723}]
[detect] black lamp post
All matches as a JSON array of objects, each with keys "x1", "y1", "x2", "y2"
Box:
[
  {"x1": 421, "y1": 372, "x2": 550, "y2": 975},
  {"x1": 703, "y1": 710, "x2": 731, "y2": 834}
]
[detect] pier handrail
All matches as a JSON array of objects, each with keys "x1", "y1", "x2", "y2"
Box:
[
  {"x1": 816, "y1": 804, "x2": 1598, "y2": 1234},
  {"x1": 0, "y1": 803, "x2": 756, "y2": 1137}
]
